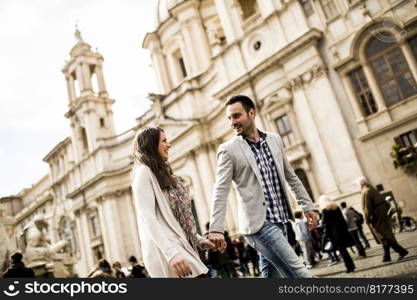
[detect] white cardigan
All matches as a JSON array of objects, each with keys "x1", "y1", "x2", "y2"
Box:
[{"x1": 131, "y1": 165, "x2": 208, "y2": 278}]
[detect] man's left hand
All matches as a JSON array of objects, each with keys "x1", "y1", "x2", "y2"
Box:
[{"x1": 304, "y1": 210, "x2": 319, "y2": 230}]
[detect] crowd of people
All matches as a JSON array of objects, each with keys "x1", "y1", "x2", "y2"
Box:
[{"x1": 86, "y1": 255, "x2": 148, "y2": 278}]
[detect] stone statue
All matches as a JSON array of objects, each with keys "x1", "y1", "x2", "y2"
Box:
[
  {"x1": 24, "y1": 216, "x2": 73, "y2": 277},
  {"x1": 0, "y1": 207, "x2": 15, "y2": 273}
]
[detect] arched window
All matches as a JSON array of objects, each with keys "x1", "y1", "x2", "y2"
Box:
[
  {"x1": 80, "y1": 127, "x2": 89, "y2": 152},
  {"x1": 367, "y1": 34, "x2": 417, "y2": 106}
]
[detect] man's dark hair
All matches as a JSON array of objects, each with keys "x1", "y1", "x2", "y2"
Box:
[
  {"x1": 340, "y1": 202, "x2": 347, "y2": 208},
  {"x1": 128, "y1": 255, "x2": 138, "y2": 263},
  {"x1": 11, "y1": 252, "x2": 23, "y2": 263},
  {"x1": 225, "y1": 95, "x2": 255, "y2": 112}
]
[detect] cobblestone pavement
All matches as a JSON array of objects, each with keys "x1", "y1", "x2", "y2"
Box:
[{"x1": 310, "y1": 230, "x2": 417, "y2": 278}]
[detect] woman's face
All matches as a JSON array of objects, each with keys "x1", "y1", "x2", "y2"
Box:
[{"x1": 158, "y1": 131, "x2": 171, "y2": 161}]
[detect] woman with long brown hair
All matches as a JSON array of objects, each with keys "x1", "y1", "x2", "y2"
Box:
[{"x1": 131, "y1": 127, "x2": 214, "y2": 278}]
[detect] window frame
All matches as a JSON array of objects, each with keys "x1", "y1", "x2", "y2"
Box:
[
  {"x1": 348, "y1": 67, "x2": 378, "y2": 117},
  {"x1": 367, "y1": 36, "x2": 417, "y2": 107},
  {"x1": 319, "y1": 0, "x2": 340, "y2": 21},
  {"x1": 275, "y1": 114, "x2": 295, "y2": 148}
]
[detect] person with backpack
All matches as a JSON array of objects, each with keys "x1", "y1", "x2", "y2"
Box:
[
  {"x1": 341, "y1": 202, "x2": 367, "y2": 259},
  {"x1": 350, "y1": 206, "x2": 370, "y2": 249}
]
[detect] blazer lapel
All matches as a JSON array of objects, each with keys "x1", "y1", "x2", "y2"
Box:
[{"x1": 236, "y1": 136, "x2": 263, "y2": 184}]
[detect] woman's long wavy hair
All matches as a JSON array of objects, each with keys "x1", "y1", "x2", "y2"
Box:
[{"x1": 132, "y1": 127, "x2": 176, "y2": 189}]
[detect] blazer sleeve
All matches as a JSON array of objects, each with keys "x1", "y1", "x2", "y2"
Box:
[
  {"x1": 132, "y1": 167, "x2": 179, "y2": 263},
  {"x1": 276, "y1": 134, "x2": 316, "y2": 212},
  {"x1": 209, "y1": 145, "x2": 234, "y2": 234}
]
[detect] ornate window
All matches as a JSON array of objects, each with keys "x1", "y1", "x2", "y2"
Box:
[
  {"x1": 80, "y1": 127, "x2": 89, "y2": 152},
  {"x1": 92, "y1": 244, "x2": 105, "y2": 264},
  {"x1": 300, "y1": 0, "x2": 314, "y2": 17},
  {"x1": 173, "y1": 49, "x2": 187, "y2": 79},
  {"x1": 319, "y1": 0, "x2": 339, "y2": 20},
  {"x1": 275, "y1": 114, "x2": 294, "y2": 148},
  {"x1": 90, "y1": 214, "x2": 101, "y2": 238},
  {"x1": 237, "y1": 0, "x2": 258, "y2": 20},
  {"x1": 367, "y1": 35, "x2": 417, "y2": 106},
  {"x1": 348, "y1": 67, "x2": 378, "y2": 116}
]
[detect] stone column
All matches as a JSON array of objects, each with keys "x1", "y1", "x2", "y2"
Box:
[
  {"x1": 66, "y1": 76, "x2": 76, "y2": 103},
  {"x1": 76, "y1": 210, "x2": 94, "y2": 274},
  {"x1": 97, "y1": 192, "x2": 126, "y2": 263},
  {"x1": 81, "y1": 62, "x2": 92, "y2": 92},
  {"x1": 95, "y1": 65, "x2": 108, "y2": 98},
  {"x1": 401, "y1": 43, "x2": 417, "y2": 85},
  {"x1": 291, "y1": 85, "x2": 339, "y2": 195},
  {"x1": 213, "y1": 0, "x2": 243, "y2": 43},
  {"x1": 152, "y1": 49, "x2": 172, "y2": 94},
  {"x1": 75, "y1": 65, "x2": 85, "y2": 95},
  {"x1": 181, "y1": 21, "x2": 198, "y2": 76},
  {"x1": 190, "y1": 150, "x2": 210, "y2": 227}
]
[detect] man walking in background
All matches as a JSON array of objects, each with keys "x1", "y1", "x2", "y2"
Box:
[{"x1": 357, "y1": 177, "x2": 408, "y2": 262}]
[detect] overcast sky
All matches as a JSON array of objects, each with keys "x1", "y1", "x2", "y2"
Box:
[{"x1": 0, "y1": 0, "x2": 159, "y2": 197}]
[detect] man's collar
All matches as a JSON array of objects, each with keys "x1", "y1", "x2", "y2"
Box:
[{"x1": 243, "y1": 129, "x2": 266, "y2": 144}]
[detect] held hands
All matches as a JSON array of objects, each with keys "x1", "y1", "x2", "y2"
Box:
[
  {"x1": 201, "y1": 238, "x2": 216, "y2": 250},
  {"x1": 208, "y1": 232, "x2": 227, "y2": 253},
  {"x1": 304, "y1": 210, "x2": 319, "y2": 230},
  {"x1": 169, "y1": 254, "x2": 192, "y2": 278}
]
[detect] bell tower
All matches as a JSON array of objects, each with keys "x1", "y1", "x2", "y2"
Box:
[{"x1": 62, "y1": 27, "x2": 116, "y2": 163}]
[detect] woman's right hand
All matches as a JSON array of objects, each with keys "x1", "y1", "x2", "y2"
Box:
[{"x1": 169, "y1": 254, "x2": 192, "y2": 278}]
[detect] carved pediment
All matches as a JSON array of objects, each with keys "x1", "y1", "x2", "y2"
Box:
[{"x1": 260, "y1": 91, "x2": 292, "y2": 115}]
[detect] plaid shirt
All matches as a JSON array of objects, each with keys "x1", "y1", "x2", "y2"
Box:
[{"x1": 244, "y1": 130, "x2": 290, "y2": 224}]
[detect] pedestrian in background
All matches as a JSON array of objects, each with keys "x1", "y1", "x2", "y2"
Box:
[
  {"x1": 292, "y1": 211, "x2": 315, "y2": 269},
  {"x1": 112, "y1": 261, "x2": 126, "y2": 278},
  {"x1": 87, "y1": 259, "x2": 114, "y2": 278},
  {"x1": 341, "y1": 202, "x2": 367, "y2": 259},
  {"x1": 319, "y1": 195, "x2": 355, "y2": 273},
  {"x1": 128, "y1": 255, "x2": 148, "y2": 278},
  {"x1": 2, "y1": 252, "x2": 35, "y2": 278},
  {"x1": 350, "y1": 206, "x2": 370, "y2": 249},
  {"x1": 357, "y1": 177, "x2": 408, "y2": 262}
]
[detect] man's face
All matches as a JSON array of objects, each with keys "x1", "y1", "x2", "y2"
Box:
[{"x1": 226, "y1": 102, "x2": 255, "y2": 136}]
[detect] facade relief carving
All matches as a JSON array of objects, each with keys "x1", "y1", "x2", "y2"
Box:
[{"x1": 285, "y1": 64, "x2": 328, "y2": 92}]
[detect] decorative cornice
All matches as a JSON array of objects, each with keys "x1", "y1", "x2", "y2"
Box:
[
  {"x1": 95, "y1": 187, "x2": 132, "y2": 203},
  {"x1": 358, "y1": 107, "x2": 417, "y2": 142},
  {"x1": 214, "y1": 28, "x2": 323, "y2": 101},
  {"x1": 66, "y1": 163, "x2": 132, "y2": 199},
  {"x1": 285, "y1": 64, "x2": 328, "y2": 92}
]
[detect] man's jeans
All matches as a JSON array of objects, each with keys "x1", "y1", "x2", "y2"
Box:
[{"x1": 244, "y1": 220, "x2": 313, "y2": 278}]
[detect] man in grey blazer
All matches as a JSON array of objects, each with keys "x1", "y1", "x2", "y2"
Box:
[{"x1": 209, "y1": 95, "x2": 318, "y2": 278}]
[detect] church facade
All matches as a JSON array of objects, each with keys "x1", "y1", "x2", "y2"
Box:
[{"x1": 1, "y1": 0, "x2": 417, "y2": 277}]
